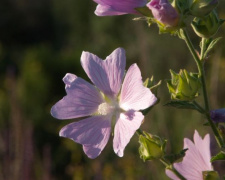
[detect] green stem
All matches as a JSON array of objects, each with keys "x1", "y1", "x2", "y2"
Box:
[
  {"x1": 160, "y1": 158, "x2": 186, "y2": 180},
  {"x1": 181, "y1": 29, "x2": 225, "y2": 148}
]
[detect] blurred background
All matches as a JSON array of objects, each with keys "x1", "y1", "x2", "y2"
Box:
[{"x1": 0, "y1": 0, "x2": 225, "y2": 179}]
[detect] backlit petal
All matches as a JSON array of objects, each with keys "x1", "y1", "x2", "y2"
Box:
[
  {"x1": 59, "y1": 115, "x2": 111, "y2": 159},
  {"x1": 120, "y1": 64, "x2": 157, "y2": 111},
  {"x1": 93, "y1": 0, "x2": 148, "y2": 15},
  {"x1": 165, "y1": 169, "x2": 180, "y2": 180},
  {"x1": 51, "y1": 73, "x2": 103, "y2": 119},
  {"x1": 113, "y1": 110, "x2": 144, "y2": 157},
  {"x1": 81, "y1": 48, "x2": 126, "y2": 98},
  {"x1": 167, "y1": 130, "x2": 213, "y2": 180}
]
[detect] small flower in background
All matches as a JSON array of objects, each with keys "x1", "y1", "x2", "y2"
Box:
[
  {"x1": 166, "y1": 130, "x2": 213, "y2": 180},
  {"x1": 51, "y1": 48, "x2": 157, "y2": 159},
  {"x1": 210, "y1": 108, "x2": 225, "y2": 123},
  {"x1": 93, "y1": 0, "x2": 148, "y2": 16},
  {"x1": 147, "y1": 0, "x2": 179, "y2": 27}
]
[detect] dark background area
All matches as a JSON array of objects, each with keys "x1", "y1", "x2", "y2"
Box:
[{"x1": 0, "y1": 0, "x2": 225, "y2": 179}]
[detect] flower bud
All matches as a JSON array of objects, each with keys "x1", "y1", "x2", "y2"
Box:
[
  {"x1": 147, "y1": 0, "x2": 179, "y2": 27},
  {"x1": 190, "y1": 0, "x2": 218, "y2": 17},
  {"x1": 139, "y1": 132, "x2": 166, "y2": 161},
  {"x1": 210, "y1": 108, "x2": 225, "y2": 123},
  {"x1": 167, "y1": 69, "x2": 201, "y2": 101},
  {"x1": 202, "y1": 170, "x2": 220, "y2": 180},
  {"x1": 191, "y1": 10, "x2": 224, "y2": 38}
]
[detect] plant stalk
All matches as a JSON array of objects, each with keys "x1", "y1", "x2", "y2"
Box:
[{"x1": 182, "y1": 29, "x2": 224, "y2": 148}]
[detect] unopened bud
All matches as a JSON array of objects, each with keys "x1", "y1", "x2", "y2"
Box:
[
  {"x1": 210, "y1": 108, "x2": 225, "y2": 123},
  {"x1": 191, "y1": 10, "x2": 224, "y2": 38},
  {"x1": 139, "y1": 132, "x2": 166, "y2": 161},
  {"x1": 147, "y1": 0, "x2": 179, "y2": 27},
  {"x1": 167, "y1": 69, "x2": 201, "y2": 101},
  {"x1": 190, "y1": 0, "x2": 218, "y2": 17}
]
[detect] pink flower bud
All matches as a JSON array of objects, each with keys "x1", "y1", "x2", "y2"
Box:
[
  {"x1": 147, "y1": 0, "x2": 179, "y2": 27},
  {"x1": 210, "y1": 108, "x2": 225, "y2": 123}
]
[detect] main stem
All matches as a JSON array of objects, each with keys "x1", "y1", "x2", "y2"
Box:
[{"x1": 182, "y1": 29, "x2": 225, "y2": 148}]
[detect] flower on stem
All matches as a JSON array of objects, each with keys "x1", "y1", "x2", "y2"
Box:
[
  {"x1": 210, "y1": 108, "x2": 225, "y2": 123},
  {"x1": 93, "y1": 0, "x2": 148, "y2": 16},
  {"x1": 166, "y1": 130, "x2": 216, "y2": 180},
  {"x1": 147, "y1": 0, "x2": 179, "y2": 27},
  {"x1": 51, "y1": 48, "x2": 157, "y2": 159}
]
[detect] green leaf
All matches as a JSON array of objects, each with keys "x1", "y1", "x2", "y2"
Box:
[
  {"x1": 204, "y1": 37, "x2": 222, "y2": 59},
  {"x1": 164, "y1": 101, "x2": 204, "y2": 113},
  {"x1": 211, "y1": 151, "x2": 225, "y2": 162}
]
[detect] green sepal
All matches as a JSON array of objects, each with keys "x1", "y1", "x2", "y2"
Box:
[
  {"x1": 144, "y1": 76, "x2": 161, "y2": 91},
  {"x1": 164, "y1": 100, "x2": 205, "y2": 113},
  {"x1": 211, "y1": 151, "x2": 225, "y2": 162},
  {"x1": 164, "y1": 148, "x2": 188, "y2": 164},
  {"x1": 135, "y1": 6, "x2": 153, "y2": 17},
  {"x1": 203, "y1": 171, "x2": 220, "y2": 180},
  {"x1": 202, "y1": 37, "x2": 222, "y2": 59}
]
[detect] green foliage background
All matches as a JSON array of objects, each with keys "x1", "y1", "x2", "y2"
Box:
[{"x1": 0, "y1": 0, "x2": 225, "y2": 179}]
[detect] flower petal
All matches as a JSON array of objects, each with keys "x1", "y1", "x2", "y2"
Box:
[
  {"x1": 95, "y1": 4, "x2": 127, "y2": 16},
  {"x1": 193, "y1": 130, "x2": 211, "y2": 169},
  {"x1": 119, "y1": 64, "x2": 157, "y2": 111},
  {"x1": 51, "y1": 73, "x2": 103, "y2": 119},
  {"x1": 113, "y1": 110, "x2": 144, "y2": 157},
  {"x1": 172, "y1": 131, "x2": 213, "y2": 180},
  {"x1": 165, "y1": 169, "x2": 180, "y2": 180},
  {"x1": 93, "y1": 0, "x2": 148, "y2": 16},
  {"x1": 81, "y1": 48, "x2": 126, "y2": 98},
  {"x1": 59, "y1": 115, "x2": 111, "y2": 159}
]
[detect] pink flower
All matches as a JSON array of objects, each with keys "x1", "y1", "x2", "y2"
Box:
[
  {"x1": 147, "y1": 0, "x2": 179, "y2": 27},
  {"x1": 93, "y1": 0, "x2": 148, "y2": 16},
  {"x1": 51, "y1": 48, "x2": 157, "y2": 159},
  {"x1": 166, "y1": 130, "x2": 213, "y2": 180}
]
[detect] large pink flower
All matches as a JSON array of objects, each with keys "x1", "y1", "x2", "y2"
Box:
[
  {"x1": 51, "y1": 48, "x2": 157, "y2": 159},
  {"x1": 93, "y1": 0, "x2": 148, "y2": 16},
  {"x1": 166, "y1": 130, "x2": 213, "y2": 180}
]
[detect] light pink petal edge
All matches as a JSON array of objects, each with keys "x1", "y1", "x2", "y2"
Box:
[
  {"x1": 113, "y1": 110, "x2": 144, "y2": 157},
  {"x1": 95, "y1": 4, "x2": 127, "y2": 16},
  {"x1": 165, "y1": 169, "x2": 180, "y2": 180},
  {"x1": 81, "y1": 48, "x2": 126, "y2": 98},
  {"x1": 51, "y1": 73, "x2": 103, "y2": 120},
  {"x1": 59, "y1": 115, "x2": 111, "y2": 159},
  {"x1": 120, "y1": 64, "x2": 157, "y2": 111}
]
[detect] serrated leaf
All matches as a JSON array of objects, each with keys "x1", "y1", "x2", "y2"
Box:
[
  {"x1": 211, "y1": 151, "x2": 225, "y2": 162},
  {"x1": 204, "y1": 37, "x2": 222, "y2": 59},
  {"x1": 164, "y1": 101, "x2": 204, "y2": 113}
]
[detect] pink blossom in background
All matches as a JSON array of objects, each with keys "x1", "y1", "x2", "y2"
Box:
[
  {"x1": 147, "y1": 0, "x2": 179, "y2": 27},
  {"x1": 51, "y1": 48, "x2": 157, "y2": 159},
  {"x1": 166, "y1": 130, "x2": 213, "y2": 180},
  {"x1": 210, "y1": 108, "x2": 225, "y2": 123},
  {"x1": 93, "y1": 0, "x2": 148, "y2": 16}
]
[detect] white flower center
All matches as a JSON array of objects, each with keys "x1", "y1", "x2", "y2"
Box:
[{"x1": 98, "y1": 102, "x2": 116, "y2": 115}]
